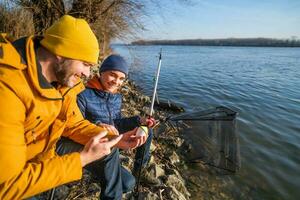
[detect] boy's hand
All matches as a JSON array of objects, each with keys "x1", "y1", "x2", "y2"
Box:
[
  {"x1": 140, "y1": 116, "x2": 157, "y2": 128},
  {"x1": 115, "y1": 128, "x2": 147, "y2": 150}
]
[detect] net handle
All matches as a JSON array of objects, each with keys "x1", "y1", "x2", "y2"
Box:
[{"x1": 167, "y1": 106, "x2": 237, "y2": 122}]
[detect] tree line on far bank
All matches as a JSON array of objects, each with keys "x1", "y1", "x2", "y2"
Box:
[{"x1": 132, "y1": 38, "x2": 300, "y2": 47}]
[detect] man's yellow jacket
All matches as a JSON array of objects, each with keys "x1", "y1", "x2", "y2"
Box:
[{"x1": 0, "y1": 34, "x2": 113, "y2": 199}]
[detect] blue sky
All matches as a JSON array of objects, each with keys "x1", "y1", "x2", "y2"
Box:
[{"x1": 138, "y1": 0, "x2": 300, "y2": 40}]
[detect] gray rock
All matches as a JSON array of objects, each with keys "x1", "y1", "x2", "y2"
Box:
[
  {"x1": 122, "y1": 192, "x2": 132, "y2": 200},
  {"x1": 142, "y1": 106, "x2": 150, "y2": 114},
  {"x1": 165, "y1": 168, "x2": 184, "y2": 181},
  {"x1": 150, "y1": 142, "x2": 156, "y2": 153},
  {"x1": 138, "y1": 96, "x2": 145, "y2": 103},
  {"x1": 166, "y1": 175, "x2": 191, "y2": 197},
  {"x1": 120, "y1": 154, "x2": 133, "y2": 167},
  {"x1": 163, "y1": 186, "x2": 187, "y2": 200},
  {"x1": 88, "y1": 182, "x2": 101, "y2": 193},
  {"x1": 121, "y1": 108, "x2": 126, "y2": 113},
  {"x1": 174, "y1": 137, "x2": 184, "y2": 148},
  {"x1": 169, "y1": 151, "x2": 180, "y2": 164},
  {"x1": 54, "y1": 185, "x2": 70, "y2": 199},
  {"x1": 130, "y1": 99, "x2": 136, "y2": 106},
  {"x1": 145, "y1": 96, "x2": 151, "y2": 103},
  {"x1": 141, "y1": 96, "x2": 151, "y2": 104},
  {"x1": 123, "y1": 191, "x2": 159, "y2": 200},
  {"x1": 121, "y1": 88, "x2": 130, "y2": 96},
  {"x1": 133, "y1": 110, "x2": 141, "y2": 116},
  {"x1": 148, "y1": 164, "x2": 165, "y2": 178},
  {"x1": 148, "y1": 155, "x2": 155, "y2": 164},
  {"x1": 133, "y1": 95, "x2": 139, "y2": 102},
  {"x1": 138, "y1": 191, "x2": 160, "y2": 200}
]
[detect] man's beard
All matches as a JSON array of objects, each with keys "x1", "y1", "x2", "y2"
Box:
[{"x1": 53, "y1": 59, "x2": 73, "y2": 87}]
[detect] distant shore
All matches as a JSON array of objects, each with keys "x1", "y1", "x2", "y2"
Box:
[{"x1": 131, "y1": 38, "x2": 300, "y2": 47}]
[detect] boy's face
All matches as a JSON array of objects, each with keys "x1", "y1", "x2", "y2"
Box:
[{"x1": 100, "y1": 70, "x2": 126, "y2": 93}]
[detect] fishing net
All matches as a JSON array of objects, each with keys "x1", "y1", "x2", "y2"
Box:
[{"x1": 169, "y1": 106, "x2": 240, "y2": 173}]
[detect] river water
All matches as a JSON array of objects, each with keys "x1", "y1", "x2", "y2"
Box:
[{"x1": 113, "y1": 45, "x2": 300, "y2": 200}]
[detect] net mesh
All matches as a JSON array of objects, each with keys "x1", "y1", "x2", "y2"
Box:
[{"x1": 169, "y1": 106, "x2": 240, "y2": 173}]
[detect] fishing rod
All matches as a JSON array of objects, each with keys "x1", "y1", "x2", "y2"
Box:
[
  {"x1": 134, "y1": 48, "x2": 162, "y2": 199},
  {"x1": 150, "y1": 48, "x2": 162, "y2": 116}
]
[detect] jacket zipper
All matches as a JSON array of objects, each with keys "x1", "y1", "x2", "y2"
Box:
[
  {"x1": 31, "y1": 119, "x2": 43, "y2": 143},
  {"x1": 106, "y1": 94, "x2": 114, "y2": 125}
]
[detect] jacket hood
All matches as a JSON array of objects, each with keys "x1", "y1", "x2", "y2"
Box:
[
  {"x1": 20, "y1": 36, "x2": 64, "y2": 99},
  {"x1": 86, "y1": 76, "x2": 121, "y2": 99},
  {"x1": 0, "y1": 34, "x2": 27, "y2": 70},
  {"x1": 86, "y1": 76, "x2": 103, "y2": 90}
]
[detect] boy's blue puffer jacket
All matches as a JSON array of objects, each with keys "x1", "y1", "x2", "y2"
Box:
[{"x1": 77, "y1": 77, "x2": 140, "y2": 134}]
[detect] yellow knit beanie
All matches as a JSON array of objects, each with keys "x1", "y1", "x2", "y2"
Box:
[{"x1": 40, "y1": 15, "x2": 99, "y2": 64}]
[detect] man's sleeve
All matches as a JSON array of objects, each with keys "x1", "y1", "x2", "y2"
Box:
[
  {"x1": 0, "y1": 83, "x2": 82, "y2": 200},
  {"x1": 63, "y1": 91, "x2": 118, "y2": 144}
]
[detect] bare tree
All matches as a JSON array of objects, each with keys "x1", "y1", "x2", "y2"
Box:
[
  {"x1": 0, "y1": 1, "x2": 34, "y2": 38},
  {"x1": 68, "y1": 0, "x2": 145, "y2": 58},
  {"x1": 9, "y1": 0, "x2": 144, "y2": 57},
  {"x1": 12, "y1": 0, "x2": 65, "y2": 34},
  {"x1": 4, "y1": 0, "x2": 191, "y2": 58}
]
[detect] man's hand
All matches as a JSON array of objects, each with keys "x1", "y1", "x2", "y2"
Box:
[
  {"x1": 97, "y1": 123, "x2": 119, "y2": 136},
  {"x1": 80, "y1": 131, "x2": 123, "y2": 167},
  {"x1": 140, "y1": 116, "x2": 157, "y2": 128},
  {"x1": 115, "y1": 128, "x2": 147, "y2": 150}
]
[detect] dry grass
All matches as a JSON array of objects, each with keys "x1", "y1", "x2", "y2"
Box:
[{"x1": 0, "y1": 2, "x2": 34, "y2": 38}]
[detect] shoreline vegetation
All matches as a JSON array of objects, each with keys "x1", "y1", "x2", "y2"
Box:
[{"x1": 131, "y1": 38, "x2": 300, "y2": 47}]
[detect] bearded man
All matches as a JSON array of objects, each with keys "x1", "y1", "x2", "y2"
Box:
[{"x1": 0, "y1": 15, "x2": 145, "y2": 200}]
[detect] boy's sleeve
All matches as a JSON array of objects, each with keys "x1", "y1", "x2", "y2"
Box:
[
  {"x1": 77, "y1": 92, "x2": 87, "y2": 118},
  {"x1": 114, "y1": 114, "x2": 141, "y2": 134},
  {"x1": 113, "y1": 95, "x2": 141, "y2": 133}
]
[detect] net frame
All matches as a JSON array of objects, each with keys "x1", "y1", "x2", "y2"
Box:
[{"x1": 168, "y1": 106, "x2": 240, "y2": 173}]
